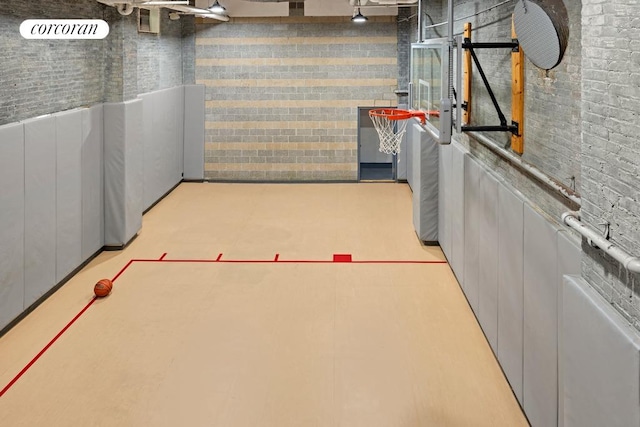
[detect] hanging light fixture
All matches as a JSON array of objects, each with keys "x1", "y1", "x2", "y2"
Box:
[
  {"x1": 208, "y1": 0, "x2": 226, "y2": 14},
  {"x1": 351, "y1": 1, "x2": 368, "y2": 23}
]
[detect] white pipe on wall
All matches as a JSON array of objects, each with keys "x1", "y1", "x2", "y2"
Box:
[
  {"x1": 468, "y1": 131, "x2": 582, "y2": 206},
  {"x1": 561, "y1": 211, "x2": 640, "y2": 274}
]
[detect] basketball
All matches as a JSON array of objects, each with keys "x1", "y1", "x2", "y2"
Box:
[{"x1": 94, "y1": 279, "x2": 113, "y2": 297}]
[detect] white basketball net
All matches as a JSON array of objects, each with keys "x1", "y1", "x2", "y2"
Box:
[{"x1": 370, "y1": 114, "x2": 409, "y2": 155}]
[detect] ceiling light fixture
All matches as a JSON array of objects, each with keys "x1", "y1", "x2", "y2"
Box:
[
  {"x1": 352, "y1": 8, "x2": 368, "y2": 23},
  {"x1": 208, "y1": 0, "x2": 226, "y2": 14}
]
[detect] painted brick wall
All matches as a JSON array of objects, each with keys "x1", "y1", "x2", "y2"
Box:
[
  {"x1": 1, "y1": 2, "x2": 188, "y2": 124},
  {"x1": 581, "y1": 0, "x2": 640, "y2": 326},
  {"x1": 196, "y1": 16, "x2": 398, "y2": 181},
  {"x1": 420, "y1": 0, "x2": 581, "y2": 219},
  {"x1": 0, "y1": 0, "x2": 105, "y2": 125}
]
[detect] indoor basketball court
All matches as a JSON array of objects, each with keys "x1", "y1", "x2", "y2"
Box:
[
  {"x1": 0, "y1": 184, "x2": 527, "y2": 426},
  {"x1": 7, "y1": 0, "x2": 632, "y2": 426}
]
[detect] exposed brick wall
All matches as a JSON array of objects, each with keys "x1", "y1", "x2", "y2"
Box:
[
  {"x1": 196, "y1": 16, "x2": 398, "y2": 181},
  {"x1": 1, "y1": 2, "x2": 188, "y2": 124},
  {"x1": 0, "y1": 0, "x2": 105, "y2": 125},
  {"x1": 581, "y1": 0, "x2": 640, "y2": 326},
  {"x1": 419, "y1": 0, "x2": 581, "y2": 219}
]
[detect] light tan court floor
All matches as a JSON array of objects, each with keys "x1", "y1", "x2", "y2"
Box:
[{"x1": 0, "y1": 183, "x2": 528, "y2": 426}]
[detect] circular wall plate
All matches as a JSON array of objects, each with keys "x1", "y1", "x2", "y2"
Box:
[{"x1": 513, "y1": 0, "x2": 569, "y2": 70}]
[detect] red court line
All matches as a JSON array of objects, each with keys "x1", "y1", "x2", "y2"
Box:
[
  {"x1": 0, "y1": 252, "x2": 447, "y2": 398},
  {"x1": 0, "y1": 298, "x2": 98, "y2": 398}
]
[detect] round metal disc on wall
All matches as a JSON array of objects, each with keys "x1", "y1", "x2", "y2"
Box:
[{"x1": 513, "y1": 0, "x2": 569, "y2": 70}]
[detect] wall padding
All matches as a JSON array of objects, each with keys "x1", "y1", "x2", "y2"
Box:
[
  {"x1": 81, "y1": 106, "x2": 104, "y2": 260},
  {"x1": 23, "y1": 116, "x2": 57, "y2": 308},
  {"x1": 463, "y1": 155, "x2": 481, "y2": 309},
  {"x1": 183, "y1": 85, "x2": 205, "y2": 180},
  {"x1": 104, "y1": 100, "x2": 144, "y2": 247},
  {"x1": 497, "y1": 183, "x2": 525, "y2": 404},
  {"x1": 0, "y1": 123, "x2": 25, "y2": 330},
  {"x1": 410, "y1": 124, "x2": 438, "y2": 242},
  {"x1": 523, "y1": 205, "x2": 561, "y2": 427},
  {"x1": 55, "y1": 109, "x2": 83, "y2": 282},
  {"x1": 477, "y1": 170, "x2": 499, "y2": 354},
  {"x1": 562, "y1": 275, "x2": 640, "y2": 427},
  {"x1": 438, "y1": 143, "x2": 452, "y2": 258},
  {"x1": 139, "y1": 87, "x2": 185, "y2": 211},
  {"x1": 449, "y1": 142, "x2": 467, "y2": 282}
]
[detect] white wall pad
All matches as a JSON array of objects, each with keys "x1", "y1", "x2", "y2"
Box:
[
  {"x1": 0, "y1": 123, "x2": 25, "y2": 329},
  {"x1": 478, "y1": 170, "x2": 499, "y2": 354},
  {"x1": 438, "y1": 143, "x2": 453, "y2": 258},
  {"x1": 139, "y1": 91, "x2": 157, "y2": 210},
  {"x1": 23, "y1": 115, "x2": 57, "y2": 307},
  {"x1": 523, "y1": 204, "x2": 561, "y2": 427},
  {"x1": 556, "y1": 232, "x2": 581, "y2": 427},
  {"x1": 103, "y1": 100, "x2": 143, "y2": 247},
  {"x1": 562, "y1": 275, "x2": 640, "y2": 427},
  {"x1": 497, "y1": 183, "x2": 525, "y2": 404},
  {"x1": 410, "y1": 124, "x2": 438, "y2": 243},
  {"x1": 450, "y1": 141, "x2": 467, "y2": 284},
  {"x1": 55, "y1": 109, "x2": 83, "y2": 282},
  {"x1": 463, "y1": 155, "x2": 481, "y2": 310},
  {"x1": 81, "y1": 105, "x2": 104, "y2": 260}
]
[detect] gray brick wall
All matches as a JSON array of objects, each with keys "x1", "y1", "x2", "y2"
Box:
[
  {"x1": 581, "y1": 0, "x2": 640, "y2": 327},
  {"x1": 418, "y1": 0, "x2": 581, "y2": 219},
  {"x1": 0, "y1": 0, "x2": 105, "y2": 124},
  {"x1": 1, "y1": 2, "x2": 188, "y2": 124},
  {"x1": 197, "y1": 16, "x2": 398, "y2": 181}
]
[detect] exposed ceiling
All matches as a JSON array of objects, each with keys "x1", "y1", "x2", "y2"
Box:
[{"x1": 97, "y1": 0, "x2": 418, "y2": 20}]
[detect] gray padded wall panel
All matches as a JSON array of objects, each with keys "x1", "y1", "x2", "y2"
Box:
[
  {"x1": 563, "y1": 275, "x2": 640, "y2": 427},
  {"x1": 523, "y1": 205, "x2": 560, "y2": 427},
  {"x1": 497, "y1": 183, "x2": 525, "y2": 404},
  {"x1": 410, "y1": 124, "x2": 438, "y2": 242},
  {"x1": 184, "y1": 85, "x2": 205, "y2": 180},
  {"x1": 438, "y1": 143, "x2": 452, "y2": 258},
  {"x1": 556, "y1": 232, "x2": 581, "y2": 427},
  {"x1": 450, "y1": 142, "x2": 466, "y2": 282},
  {"x1": 0, "y1": 123, "x2": 25, "y2": 329},
  {"x1": 24, "y1": 116, "x2": 57, "y2": 307},
  {"x1": 104, "y1": 100, "x2": 143, "y2": 247},
  {"x1": 55, "y1": 110, "x2": 83, "y2": 282},
  {"x1": 463, "y1": 155, "x2": 481, "y2": 310},
  {"x1": 140, "y1": 87, "x2": 185, "y2": 211},
  {"x1": 478, "y1": 171, "x2": 499, "y2": 353},
  {"x1": 406, "y1": 121, "x2": 415, "y2": 190},
  {"x1": 81, "y1": 106, "x2": 104, "y2": 260}
]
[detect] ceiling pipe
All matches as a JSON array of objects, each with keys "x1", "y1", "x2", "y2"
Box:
[{"x1": 116, "y1": 3, "x2": 135, "y2": 15}]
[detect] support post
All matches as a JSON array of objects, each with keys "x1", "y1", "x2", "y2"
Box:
[
  {"x1": 463, "y1": 22, "x2": 472, "y2": 125},
  {"x1": 511, "y1": 16, "x2": 525, "y2": 154}
]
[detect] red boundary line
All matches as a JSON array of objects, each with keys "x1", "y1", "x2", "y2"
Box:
[{"x1": 0, "y1": 252, "x2": 447, "y2": 398}]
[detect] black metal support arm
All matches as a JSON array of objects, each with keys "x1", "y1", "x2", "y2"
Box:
[{"x1": 461, "y1": 38, "x2": 519, "y2": 135}]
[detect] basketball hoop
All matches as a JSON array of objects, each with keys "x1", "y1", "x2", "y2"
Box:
[{"x1": 369, "y1": 109, "x2": 429, "y2": 155}]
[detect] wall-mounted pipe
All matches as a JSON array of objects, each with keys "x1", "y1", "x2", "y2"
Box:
[
  {"x1": 562, "y1": 211, "x2": 640, "y2": 273},
  {"x1": 468, "y1": 131, "x2": 581, "y2": 206}
]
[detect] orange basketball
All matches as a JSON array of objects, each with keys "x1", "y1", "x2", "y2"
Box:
[{"x1": 94, "y1": 279, "x2": 113, "y2": 297}]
